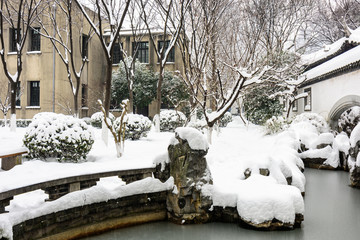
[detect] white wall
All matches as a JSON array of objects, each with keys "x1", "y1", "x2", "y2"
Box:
[{"x1": 293, "y1": 69, "x2": 360, "y2": 121}]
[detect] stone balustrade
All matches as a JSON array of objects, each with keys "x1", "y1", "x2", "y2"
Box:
[{"x1": 0, "y1": 168, "x2": 155, "y2": 214}]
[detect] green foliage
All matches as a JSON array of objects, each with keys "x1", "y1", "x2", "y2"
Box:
[
  {"x1": 111, "y1": 59, "x2": 157, "y2": 110},
  {"x1": 161, "y1": 71, "x2": 190, "y2": 109},
  {"x1": 159, "y1": 109, "x2": 186, "y2": 132},
  {"x1": 111, "y1": 58, "x2": 189, "y2": 113},
  {"x1": 243, "y1": 84, "x2": 283, "y2": 125}
]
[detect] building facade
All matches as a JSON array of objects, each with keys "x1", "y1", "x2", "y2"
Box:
[
  {"x1": 110, "y1": 29, "x2": 185, "y2": 118},
  {"x1": 290, "y1": 28, "x2": 360, "y2": 129},
  {"x1": 0, "y1": 4, "x2": 106, "y2": 120}
]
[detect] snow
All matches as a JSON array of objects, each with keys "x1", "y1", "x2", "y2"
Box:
[
  {"x1": 350, "y1": 123, "x2": 360, "y2": 147},
  {"x1": 309, "y1": 133, "x2": 334, "y2": 149},
  {"x1": 0, "y1": 177, "x2": 174, "y2": 239},
  {"x1": 303, "y1": 44, "x2": 360, "y2": 81},
  {"x1": 0, "y1": 118, "x2": 309, "y2": 237},
  {"x1": 333, "y1": 133, "x2": 350, "y2": 155},
  {"x1": 302, "y1": 27, "x2": 360, "y2": 65},
  {"x1": 300, "y1": 146, "x2": 333, "y2": 159},
  {"x1": 171, "y1": 127, "x2": 209, "y2": 151}
]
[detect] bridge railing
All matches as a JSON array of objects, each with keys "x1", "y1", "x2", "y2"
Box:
[{"x1": 0, "y1": 167, "x2": 155, "y2": 214}]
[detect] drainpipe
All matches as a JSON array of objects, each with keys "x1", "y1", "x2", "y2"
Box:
[{"x1": 52, "y1": 3, "x2": 57, "y2": 112}]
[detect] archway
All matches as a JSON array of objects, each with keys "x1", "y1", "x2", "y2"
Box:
[{"x1": 328, "y1": 95, "x2": 360, "y2": 130}]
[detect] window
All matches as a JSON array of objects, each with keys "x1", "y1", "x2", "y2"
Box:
[
  {"x1": 29, "y1": 81, "x2": 40, "y2": 106},
  {"x1": 81, "y1": 84, "x2": 88, "y2": 107},
  {"x1": 133, "y1": 41, "x2": 149, "y2": 63},
  {"x1": 30, "y1": 27, "x2": 41, "y2": 51},
  {"x1": 292, "y1": 91, "x2": 298, "y2": 112},
  {"x1": 158, "y1": 40, "x2": 175, "y2": 63},
  {"x1": 304, "y1": 88, "x2": 311, "y2": 111},
  {"x1": 82, "y1": 34, "x2": 89, "y2": 58},
  {"x1": 112, "y1": 43, "x2": 123, "y2": 64},
  {"x1": 10, "y1": 28, "x2": 21, "y2": 52},
  {"x1": 16, "y1": 82, "x2": 21, "y2": 107}
]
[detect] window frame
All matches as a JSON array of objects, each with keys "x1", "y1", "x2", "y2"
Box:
[
  {"x1": 30, "y1": 27, "x2": 41, "y2": 52},
  {"x1": 304, "y1": 88, "x2": 311, "y2": 111},
  {"x1": 112, "y1": 42, "x2": 123, "y2": 64},
  {"x1": 9, "y1": 28, "x2": 21, "y2": 52},
  {"x1": 28, "y1": 81, "x2": 40, "y2": 107},
  {"x1": 82, "y1": 34, "x2": 89, "y2": 59},
  {"x1": 158, "y1": 40, "x2": 175, "y2": 63},
  {"x1": 132, "y1": 41, "x2": 149, "y2": 63}
]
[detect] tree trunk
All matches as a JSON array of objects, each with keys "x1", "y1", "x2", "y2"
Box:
[
  {"x1": 286, "y1": 100, "x2": 293, "y2": 119},
  {"x1": 104, "y1": 63, "x2": 113, "y2": 117},
  {"x1": 10, "y1": 81, "x2": 17, "y2": 132},
  {"x1": 101, "y1": 62, "x2": 112, "y2": 144},
  {"x1": 115, "y1": 141, "x2": 123, "y2": 158},
  {"x1": 207, "y1": 126, "x2": 213, "y2": 144},
  {"x1": 155, "y1": 65, "x2": 164, "y2": 132},
  {"x1": 73, "y1": 91, "x2": 79, "y2": 118},
  {"x1": 128, "y1": 80, "x2": 134, "y2": 114}
]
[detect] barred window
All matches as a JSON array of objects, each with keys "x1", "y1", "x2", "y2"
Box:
[
  {"x1": 29, "y1": 81, "x2": 40, "y2": 106},
  {"x1": 16, "y1": 81, "x2": 21, "y2": 107},
  {"x1": 112, "y1": 43, "x2": 123, "y2": 64},
  {"x1": 30, "y1": 28, "x2": 41, "y2": 51},
  {"x1": 304, "y1": 88, "x2": 311, "y2": 111},
  {"x1": 158, "y1": 40, "x2": 175, "y2": 63},
  {"x1": 10, "y1": 28, "x2": 21, "y2": 52},
  {"x1": 133, "y1": 41, "x2": 149, "y2": 63},
  {"x1": 82, "y1": 34, "x2": 89, "y2": 58}
]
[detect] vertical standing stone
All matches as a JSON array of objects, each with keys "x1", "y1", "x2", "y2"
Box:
[{"x1": 166, "y1": 127, "x2": 213, "y2": 224}]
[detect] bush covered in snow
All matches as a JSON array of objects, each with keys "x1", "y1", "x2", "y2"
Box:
[
  {"x1": 159, "y1": 110, "x2": 186, "y2": 132},
  {"x1": 114, "y1": 114, "x2": 152, "y2": 140},
  {"x1": 0, "y1": 119, "x2": 32, "y2": 128},
  {"x1": 292, "y1": 113, "x2": 329, "y2": 134},
  {"x1": 186, "y1": 119, "x2": 207, "y2": 131},
  {"x1": 90, "y1": 112, "x2": 115, "y2": 128},
  {"x1": 219, "y1": 112, "x2": 233, "y2": 127},
  {"x1": 264, "y1": 116, "x2": 288, "y2": 134},
  {"x1": 338, "y1": 106, "x2": 360, "y2": 137},
  {"x1": 23, "y1": 112, "x2": 94, "y2": 162}
]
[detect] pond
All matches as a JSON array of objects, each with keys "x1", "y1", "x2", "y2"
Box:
[{"x1": 82, "y1": 169, "x2": 360, "y2": 240}]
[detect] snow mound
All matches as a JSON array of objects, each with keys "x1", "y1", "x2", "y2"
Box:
[
  {"x1": 171, "y1": 127, "x2": 209, "y2": 151},
  {"x1": 350, "y1": 123, "x2": 360, "y2": 147},
  {"x1": 209, "y1": 175, "x2": 304, "y2": 225}
]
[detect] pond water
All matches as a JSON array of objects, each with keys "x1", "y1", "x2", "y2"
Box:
[{"x1": 83, "y1": 169, "x2": 360, "y2": 240}]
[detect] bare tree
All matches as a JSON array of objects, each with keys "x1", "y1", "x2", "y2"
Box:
[
  {"x1": 178, "y1": 0, "x2": 314, "y2": 142},
  {"x1": 115, "y1": 1, "x2": 147, "y2": 113},
  {"x1": 37, "y1": 0, "x2": 93, "y2": 118},
  {"x1": 139, "y1": 0, "x2": 191, "y2": 132},
  {"x1": 0, "y1": 82, "x2": 22, "y2": 126},
  {"x1": 0, "y1": 0, "x2": 45, "y2": 131},
  {"x1": 307, "y1": 0, "x2": 360, "y2": 49},
  {"x1": 73, "y1": 0, "x2": 131, "y2": 116}
]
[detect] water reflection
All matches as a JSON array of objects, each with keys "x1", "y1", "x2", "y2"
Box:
[{"x1": 83, "y1": 169, "x2": 360, "y2": 240}]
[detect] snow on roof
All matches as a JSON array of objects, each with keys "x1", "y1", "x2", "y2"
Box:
[
  {"x1": 302, "y1": 27, "x2": 360, "y2": 65},
  {"x1": 302, "y1": 44, "x2": 360, "y2": 81}
]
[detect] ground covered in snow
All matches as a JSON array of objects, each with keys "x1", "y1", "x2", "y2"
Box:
[{"x1": 0, "y1": 118, "x2": 306, "y2": 238}]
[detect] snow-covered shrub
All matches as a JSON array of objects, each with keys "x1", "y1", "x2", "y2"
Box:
[
  {"x1": 90, "y1": 111, "x2": 115, "y2": 128},
  {"x1": 23, "y1": 112, "x2": 94, "y2": 162},
  {"x1": 219, "y1": 112, "x2": 233, "y2": 127},
  {"x1": 338, "y1": 106, "x2": 360, "y2": 137},
  {"x1": 292, "y1": 113, "x2": 329, "y2": 134},
  {"x1": 114, "y1": 114, "x2": 152, "y2": 140},
  {"x1": 265, "y1": 116, "x2": 288, "y2": 134},
  {"x1": 82, "y1": 117, "x2": 92, "y2": 125},
  {"x1": 186, "y1": 119, "x2": 207, "y2": 132},
  {"x1": 0, "y1": 119, "x2": 32, "y2": 127},
  {"x1": 159, "y1": 110, "x2": 186, "y2": 132}
]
